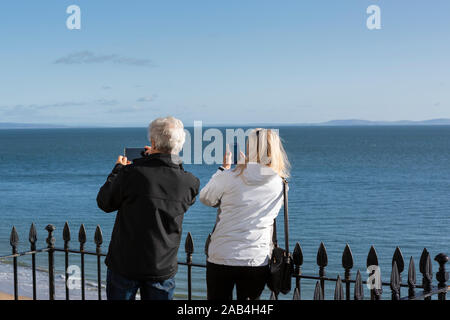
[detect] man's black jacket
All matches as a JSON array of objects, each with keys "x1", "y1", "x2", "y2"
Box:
[{"x1": 97, "y1": 153, "x2": 199, "y2": 281}]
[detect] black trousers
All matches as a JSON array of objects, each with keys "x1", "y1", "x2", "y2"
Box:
[{"x1": 206, "y1": 262, "x2": 269, "y2": 300}]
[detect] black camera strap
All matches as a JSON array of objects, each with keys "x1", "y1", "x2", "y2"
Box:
[{"x1": 272, "y1": 178, "x2": 289, "y2": 254}]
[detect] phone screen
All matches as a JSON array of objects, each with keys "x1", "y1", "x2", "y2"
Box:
[{"x1": 124, "y1": 148, "x2": 145, "y2": 162}]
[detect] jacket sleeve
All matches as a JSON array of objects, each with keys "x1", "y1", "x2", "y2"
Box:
[
  {"x1": 189, "y1": 177, "x2": 201, "y2": 206},
  {"x1": 199, "y1": 170, "x2": 227, "y2": 208},
  {"x1": 96, "y1": 164, "x2": 126, "y2": 213}
]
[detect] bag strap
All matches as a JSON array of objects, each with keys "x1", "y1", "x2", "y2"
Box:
[
  {"x1": 282, "y1": 178, "x2": 290, "y2": 254},
  {"x1": 272, "y1": 178, "x2": 289, "y2": 253}
]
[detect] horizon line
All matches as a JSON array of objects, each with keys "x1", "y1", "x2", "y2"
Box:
[{"x1": 2, "y1": 118, "x2": 450, "y2": 129}]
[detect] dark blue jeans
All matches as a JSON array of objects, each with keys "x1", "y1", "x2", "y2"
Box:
[{"x1": 106, "y1": 269, "x2": 175, "y2": 300}]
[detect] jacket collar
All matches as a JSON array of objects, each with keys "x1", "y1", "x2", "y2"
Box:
[{"x1": 142, "y1": 153, "x2": 183, "y2": 168}]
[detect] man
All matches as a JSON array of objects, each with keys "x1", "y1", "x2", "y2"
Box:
[{"x1": 97, "y1": 116, "x2": 199, "y2": 300}]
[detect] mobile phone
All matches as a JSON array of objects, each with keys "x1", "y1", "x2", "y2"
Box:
[
  {"x1": 228, "y1": 143, "x2": 239, "y2": 164},
  {"x1": 124, "y1": 148, "x2": 145, "y2": 162}
]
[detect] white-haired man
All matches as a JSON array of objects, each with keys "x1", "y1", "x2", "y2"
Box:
[{"x1": 97, "y1": 116, "x2": 199, "y2": 300}]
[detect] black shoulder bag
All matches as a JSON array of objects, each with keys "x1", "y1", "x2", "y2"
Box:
[{"x1": 267, "y1": 178, "x2": 293, "y2": 296}]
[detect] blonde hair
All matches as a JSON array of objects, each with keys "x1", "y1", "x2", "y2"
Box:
[{"x1": 234, "y1": 128, "x2": 290, "y2": 178}]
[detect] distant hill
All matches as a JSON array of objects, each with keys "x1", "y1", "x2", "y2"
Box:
[
  {"x1": 302, "y1": 118, "x2": 450, "y2": 126},
  {"x1": 2, "y1": 119, "x2": 450, "y2": 129}
]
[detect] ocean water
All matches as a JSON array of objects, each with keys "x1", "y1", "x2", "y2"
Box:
[{"x1": 0, "y1": 126, "x2": 449, "y2": 300}]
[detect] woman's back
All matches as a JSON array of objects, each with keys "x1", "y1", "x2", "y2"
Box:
[{"x1": 200, "y1": 163, "x2": 284, "y2": 266}]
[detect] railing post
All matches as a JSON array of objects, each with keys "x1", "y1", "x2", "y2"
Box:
[
  {"x1": 390, "y1": 261, "x2": 400, "y2": 300},
  {"x1": 407, "y1": 256, "x2": 416, "y2": 299},
  {"x1": 434, "y1": 253, "x2": 449, "y2": 301},
  {"x1": 78, "y1": 224, "x2": 87, "y2": 300},
  {"x1": 419, "y1": 248, "x2": 432, "y2": 301},
  {"x1": 367, "y1": 246, "x2": 382, "y2": 300},
  {"x1": 10, "y1": 226, "x2": 19, "y2": 301},
  {"x1": 45, "y1": 224, "x2": 56, "y2": 301},
  {"x1": 293, "y1": 242, "x2": 303, "y2": 300},
  {"x1": 342, "y1": 244, "x2": 354, "y2": 300},
  {"x1": 185, "y1": 232, "x2": 194, "y2": 300},
  {"x1": 316, "y1": 242, "x2": 328, "y2": 297},
  {"x1": 354, "y1": 270, "x2": 364, "y2": 300},
  {"x1": 94, "y1": 225, "x2": 103, "y2": 301},
  {"x1": 63, "y1": 222, "x2": 71, "y2": 300},
  {"x1": 29, "y1": 223, "x2": 37, "y2": 300}
]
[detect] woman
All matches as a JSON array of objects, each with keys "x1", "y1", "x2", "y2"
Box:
[{"x1": 200, "y1": 128, "x2": 290, "y2": 300}]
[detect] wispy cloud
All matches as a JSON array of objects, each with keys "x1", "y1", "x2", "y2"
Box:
[
  {"x1": 136, "y1": 95, "x2": 157, "y2": 103},
  {"x1": 0, "y1": 102, "x2": 86, "y2": 115},
  {"x1": 108, "y1": 105, "x2": 147, "y2": 113},
  {"x1": 54, "y1": 51, "x2": 153, "y2": 67},
  {"x1": 95, "y1": 99, "x2": 119, "y2": 106}
]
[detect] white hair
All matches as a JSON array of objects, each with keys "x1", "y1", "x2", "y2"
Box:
[{"x1": 148, "y1": 116, "x2": 186, "y2": 154}]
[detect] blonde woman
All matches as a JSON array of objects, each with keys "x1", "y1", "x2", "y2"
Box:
[{"x1": 200, "y1": 128, "x2": 290, "y2": 300}]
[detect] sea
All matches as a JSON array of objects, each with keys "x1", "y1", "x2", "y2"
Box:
[{"x1": 0, "y1": 126, "x2": 449, "y2": 300}]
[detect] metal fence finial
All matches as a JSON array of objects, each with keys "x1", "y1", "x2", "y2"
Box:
[
  {"x1": 390, "y1": 261, "x2": 400, "y2": 300},
  {"x1": 29, "y1": 223, "x2": 37, "y2": 245},
  {"x1": 334, "y1": 275, "x2": 344, "y2": 300},
  {"x1": 434, "y1": 253, "x2": 449, "y2": 301},
  {"x1": 94, "y1": 225, "x2": 103, "y2": 247},
  {"x1": 354, "y1": 270, "x2": 364, "y2": 300},
  {"x1": 63, "y1": 222, "x2": 71, "y2": 243},
  {"x1": 313, "y1": 281, "x2": 323, "y2": 300},
  {"x1": 407, "y1": 256, "x2": 416, "y2": 299}
]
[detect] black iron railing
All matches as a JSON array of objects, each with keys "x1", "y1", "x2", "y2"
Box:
[{"x1": 0, "y1": 223, "x2": 448, "y2": 300}]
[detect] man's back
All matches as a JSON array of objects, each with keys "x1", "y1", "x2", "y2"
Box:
[{"x1": 97, "y1": 153, "x2": 199, "y2": 281}]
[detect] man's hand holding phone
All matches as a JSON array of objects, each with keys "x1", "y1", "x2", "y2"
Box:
[{"x1": 116, "y1": 156, "x2": 131, "y2": 166}]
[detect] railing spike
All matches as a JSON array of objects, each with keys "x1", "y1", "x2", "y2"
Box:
[
  {"x1": 293, "y1": 242, "x2": 303, "y2": 266},
  {"x1": 185, "y1": 232, "x2": 194, "y2": 254},
  {"x1": 63, "y1": 222, "x2": 71, "y2": 242},
  {"x1": 10, "y1": 226, "x2": 19, "y2": 248},
  {"x1": 419, "y1": 248, "x2": 429, "y2": 274},
  {"x1": 28, "y1": 223, "x2": 37, "y2": 244},
  {"x1": 78, "y1": 224, "x2": 86, "y2": 244},
  {"x1": 334, "y1": 275, "x2": 344, "y2": 300},
  {"x1": 392, "y1": 247, "x2": 405, "y2": 274},
  {"x1": 366, "y1": 246, "x2": 379, "y2": 267},
  {"x1": 419, "y1": 248, "x2": 432, "y2": 299},
  {"x1": 390, "y1": 261, "x2": 400, "y2": 300},
  {"x1": 354, "y1": 270, "x2": 364, "y2": 300},
  {"x1": 407, "y1": 256, "x2": 416, "y2": 299},
  {"x1": 313, "y1": 281, "x2": 323, "y2": 300},
  {"x1": 94, "y1": 225, "x2": 103, "y2": 246},
  {"x1": 292, "y1": 287, "x2": 300, "y2": 300},
  {"x1": 342, "y1": 243, "x2": 354, "y2": 270},
  {"x1": 316, "y1": 242, "x2": 328, "y2": 267}
]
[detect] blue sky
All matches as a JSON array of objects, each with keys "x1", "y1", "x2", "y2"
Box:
[{"x1": 0, "y1": 0, "x2": 449, "y2": 126}]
